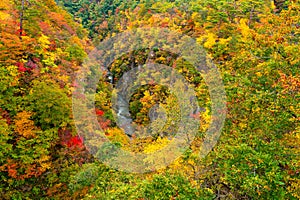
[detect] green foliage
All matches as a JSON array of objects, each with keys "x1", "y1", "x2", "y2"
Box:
[
  {"x1": 25, "y1": 79, "x2": 72, "y2": 130},
  {"x1": 0, "y1": 65, "x2": 20, "y2": 113},
  {"x1": 65, "y1": 43, "x2": 87, "y2": 62},
  {"x1": 61, "y1": 0, "x2": 299, "y2": 198},
  {"x1": 218, "y1": 144, "x2": 287, "y2": 198},
  {"x1": 0, "y1": 0, "x2": 92, "y2": 199},
  {"x1": 70, "y1": 163, "x2": 215, "y2": 199},
  {"x1": 0, "y1": 0, "x2": 299, "y2": 199}
]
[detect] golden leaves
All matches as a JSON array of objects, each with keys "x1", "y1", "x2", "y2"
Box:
[
  {"x1": 276, "y1": 72, "x2": 300, "y2": 94},
  {"x1": 14, "y1": 111, "x2": 36, "y2": 139},
  {"x1": 106, "y1": 127, "x2": 130, "y2": 145},
  {"x1": 38, "y1": 155, "x2": 52, "y2": 172},
  {"x1": 38, "y1": 34, "x2": 51, "y2": 52},
  {"x1": 143, "y1": 137, "x2": 170, "y2": 154},
  {"x1": 0, "y1": 0, "x2": 11, "y2": 20},
  {"x1": 239, "y1": 18, "x2": 251, "y2": 39},
  {"x1": 0, "y1": 11, "x2": 10, "y2": 21},
  {"x1": 288, "y1": 178, "x2": 300, "y2": 199},
  {"x1": 197, "y1": 32, "x2": 217, "y2": 49}
]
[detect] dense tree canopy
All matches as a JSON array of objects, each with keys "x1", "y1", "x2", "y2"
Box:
[{"x1": 0, "y1": 0, "x2": 299, "y2": 199}]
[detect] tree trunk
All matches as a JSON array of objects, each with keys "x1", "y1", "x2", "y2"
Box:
[{"x1": 20, "y1": 0, "x2": 25, "y2": 38}]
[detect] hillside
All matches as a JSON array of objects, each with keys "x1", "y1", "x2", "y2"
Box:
[
  {"x1": 0, "y1": 0, "x2": 299, "y2": 199},
  {"x1": 0, "y1": 0, "x2": 93, "y2": 198}
]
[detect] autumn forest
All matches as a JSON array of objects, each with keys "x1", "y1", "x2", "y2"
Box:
[{"x1": 0, "y1": 0, "x2": 299, "y2": 199}]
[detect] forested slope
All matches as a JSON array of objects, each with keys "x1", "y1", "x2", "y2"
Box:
[
  {"x1": 0, "y1": 0, "x2": 299, "y2": 199},
  {"x1": 0, "y1": 0, "x2": 94, "y2": 198}
]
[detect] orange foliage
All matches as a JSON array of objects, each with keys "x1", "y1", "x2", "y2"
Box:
[{"x1": 14, "y1": 111, "x2": 36, "y2": 138}]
